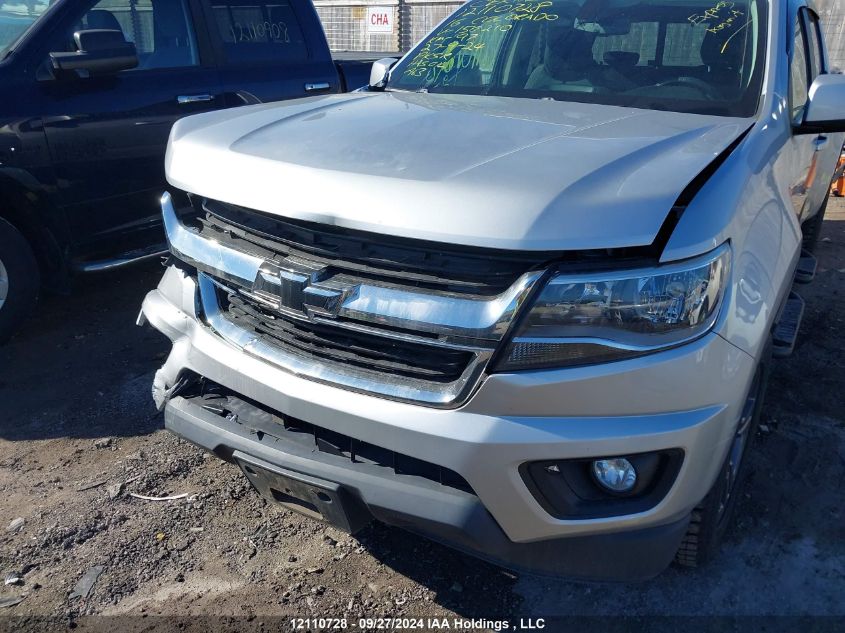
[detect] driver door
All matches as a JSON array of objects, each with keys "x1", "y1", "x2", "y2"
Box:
[
  {"x1": 786, "y1": 8, "x2": 836, "y2": 223},
  {"x1": 38, "y1": 0, "x2": 223, "y2": 263}
]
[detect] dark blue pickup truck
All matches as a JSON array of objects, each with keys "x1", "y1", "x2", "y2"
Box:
[{"x1": 0, "y1": 0, "x2": 376, "y2": 341}]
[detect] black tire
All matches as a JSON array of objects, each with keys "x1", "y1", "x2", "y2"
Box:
[
  {"x1": 675, "y1": 350, "x2": 771, "y2": 568},
  {"x1": 0, "y1": 217, "x2": 40, "y2": 345},
  {"x1": 802, "y1": 190, "x2": 830, "y2": 254}
]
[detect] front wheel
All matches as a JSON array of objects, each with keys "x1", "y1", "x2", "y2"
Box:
[
  {"x1": 675, "y1": 352, "x2": 770, "y2": 567},
  {"x1": 0, "y1": 217, "x2": 40, "y2": 344}
]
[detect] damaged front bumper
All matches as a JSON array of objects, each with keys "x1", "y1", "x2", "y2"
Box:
[
  {"x1": 141, "y1": 264, "x2": 756, "y2": 580},
  {"x1": 164, "y1": 387, "x2": 690, "y2": 580}
]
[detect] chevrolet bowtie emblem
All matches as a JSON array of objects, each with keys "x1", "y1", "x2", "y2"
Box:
[{"x1": 252, "y1": 258, "x2": 350, "y2": 317}]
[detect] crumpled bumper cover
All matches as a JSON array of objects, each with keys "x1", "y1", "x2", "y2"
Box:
[
  {"x1": 165, "y1": 392, "x2": 689, "y2": 581},
  {"x1": 140, "y1": 264, "x2": 756, "y2": 579}
]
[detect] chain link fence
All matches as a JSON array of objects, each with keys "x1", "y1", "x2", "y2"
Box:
[
  {"x1": 400, "y1": 0, "x2": 462, "y2": 51},
  {"x1": 313, "y1": 0, "x2": 463, "y2": 53},
  {"x1": 313, "y1": 0, "x2": 400, "y2": 52},
  {"x1": 818, "y1": 0, "x2": 845, "y2": 71}
]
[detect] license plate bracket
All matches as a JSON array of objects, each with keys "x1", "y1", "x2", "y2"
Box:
[{"x1": 233, "y1": 451, "x2": 371, "y2": 534}]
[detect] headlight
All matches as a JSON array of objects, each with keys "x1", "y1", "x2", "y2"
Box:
[{"x1": 495, "y1": 244, "x2": 731, "y2": 371}]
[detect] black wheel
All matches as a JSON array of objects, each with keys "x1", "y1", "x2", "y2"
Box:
[
  {"x1": 802, "y1": 191, "x2": 830, "y2": 254},
  {"x1": 675, "y1": 351, "x2": 770, "y2": 568},
  {"x1": 0, "y1": 217, "x2": 40, "y2": 344}
]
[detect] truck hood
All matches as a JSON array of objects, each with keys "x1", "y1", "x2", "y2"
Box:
[{"x1": 166, "y1": 92, "x2": 750, "y2": 251}]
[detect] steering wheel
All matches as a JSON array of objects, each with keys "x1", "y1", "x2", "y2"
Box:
[{"x1": 653, "y1": 76, "x2": 722, "y2": 100}]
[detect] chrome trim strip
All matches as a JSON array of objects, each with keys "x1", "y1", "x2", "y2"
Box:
[
  {"x1": 336, "y1": 271, "x2": 542, "y2": 340},
  {"x1": 162, "y1": 192, "x2": 263, "y2": 288},
  {"x1": 198, "y1": 273, "x2": 492, "y2": 407},
  {"x1": 311, "y1": 314, "x2": 491, "y2": 352},
  {"x1": 162, "y1": 191, "x2": 544, "y2": 342},
  {"x1": 509, "y1": 335, "x2": 704, "y2": 353},
  {"x1": 76, "y1": 248, "x2": 167, "y2": 273},
  {"x1": 177, "y1": 94, "x2": 215, "y2": 104},
  {"x1": 205, "y1": 276, "x2": 490, "y2": 352}
]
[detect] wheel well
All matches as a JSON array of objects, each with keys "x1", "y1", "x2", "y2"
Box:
[{"x1": 0, "y1": 182, "x2": 67, "y2": 286}]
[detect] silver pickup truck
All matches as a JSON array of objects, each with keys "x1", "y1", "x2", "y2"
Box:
[{"x1": 139, "y1": 0, "x2": 845, "y2": 580}]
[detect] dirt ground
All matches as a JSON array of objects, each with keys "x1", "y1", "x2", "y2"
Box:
[{"x1": 1, "y1": 200, "x2": 844, "y2": 627}]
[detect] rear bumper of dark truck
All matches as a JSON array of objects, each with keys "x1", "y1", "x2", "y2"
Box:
[{"x1": 165, "y1": 393, "x2": 689, "y2": 581}]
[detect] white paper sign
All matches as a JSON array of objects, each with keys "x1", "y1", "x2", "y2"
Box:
[{"x1": 366, "y1": 7, "x2": 393, "y2": 33}]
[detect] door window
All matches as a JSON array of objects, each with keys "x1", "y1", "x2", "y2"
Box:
[
  {"x1": 1, "y1": 1, "x2": 51, "y2": 58},
  {"x1": 790, "y1": 20, "x2": 809, "y2": 123},
  {"x1": 803, "y1": 10, "x2": 824, "y2": 80},
  {"x1": 56, "y1": 0, "x2": 199, "y2": 70},
  {"x1": 211, "y1": 0, "x2": 308, "y2": 65}
]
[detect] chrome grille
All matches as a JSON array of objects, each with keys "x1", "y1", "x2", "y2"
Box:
[{"x1": 162, "y1": 192, "x2": 546, "y2": 407}]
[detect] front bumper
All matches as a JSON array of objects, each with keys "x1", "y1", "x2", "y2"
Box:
[
  {"x1": 142, "y1": 265, "x2": 756, "y2": 579},
  {"x1": 165, "y1": 392, "x2": 690, "y2": 580}
]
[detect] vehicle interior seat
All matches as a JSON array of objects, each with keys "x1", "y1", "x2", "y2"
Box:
[{"x1": 524, "y1": 27, "x2": 601, "y2": 92}]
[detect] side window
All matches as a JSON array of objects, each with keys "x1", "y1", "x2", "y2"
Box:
[
  {"x1": 61, "y1": 0, "x2": 199, "y2": 70},
  {"x1": 211, "y1": 0, "x2": 309, "y2": 65},
  {"x1": 790, "y1": 20, "x2": 809, "y2": 122},
  {"x1": 1, "y1": 2, "x2": 51, "y2": 56},
  {"x1": 804, "y1": 11, "x2": 823, "y2": 81}
]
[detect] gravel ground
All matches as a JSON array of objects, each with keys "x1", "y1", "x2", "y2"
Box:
[{"x1": 1, "y1": 200, "x2": 843, "y2": 627}]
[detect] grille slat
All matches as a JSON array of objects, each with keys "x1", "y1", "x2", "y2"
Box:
[{"x1": 223, "y1": 291, "x2": 474, "y2": 384}]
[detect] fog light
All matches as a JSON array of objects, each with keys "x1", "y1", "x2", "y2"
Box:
[{"x1": 592, "y1": 458, "x2": 637, "y2": 493}]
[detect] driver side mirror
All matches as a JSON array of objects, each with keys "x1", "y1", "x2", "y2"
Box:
[
  {"x1": 369, "y1": 57, "x2": 398, "y2": 90},
  {"x1": 49, "y1": 29, "x2": 138, "y2": 77},
  {"x1": 795, "y1": 74, "x2": 845, "y2": 134}
]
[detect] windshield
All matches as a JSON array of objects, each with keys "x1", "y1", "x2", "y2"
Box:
[
  {"x1": 1, "y1": 1, "x2": 51, "y2": 59},
  {"x1": 388, "y1": 0, "x2": 767, "y2": 117}
]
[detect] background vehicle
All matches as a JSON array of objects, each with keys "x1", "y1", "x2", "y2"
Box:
[
  {"x1": 0, "y1": 0, "x2": 376, "y2": 342},
  {"x1": 141, "y1": 0, "x2": 844, "y2": 579}
]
